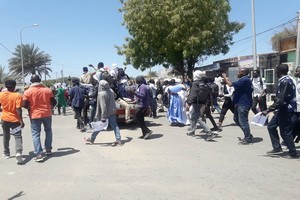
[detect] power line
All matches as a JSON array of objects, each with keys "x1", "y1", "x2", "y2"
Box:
[
  {"x1": 233, "y1": 17, "x2": 297, "y2": 44},
  {"x1": 0, "y1": 42, "x2": 13, "y2": 54}
]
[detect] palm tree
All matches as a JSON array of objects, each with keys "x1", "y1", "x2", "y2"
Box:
[
  {"x1": 8, "y1": 43, "x2": 52, "y2": 80},
  {"x1": 147, "y1": 70, "x2": 158, "y2": 79},
  {"x1": 0, "y1": 65, "x2": 14, "y2": 84}
]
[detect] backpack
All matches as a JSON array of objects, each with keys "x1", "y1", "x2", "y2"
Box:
[{"x1": 196, "y1": 82, "x2": 210, "y2": 104}]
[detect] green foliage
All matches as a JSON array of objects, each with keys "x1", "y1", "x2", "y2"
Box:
[
  {"x1": 271, "y1": 25, "x2": 297, "y2": 52},
  {"x1": 0, "y1": 65, "x2": 14, "y2": 84},
  {"x1": 147, "y1": 70, "x2": 158, "y2": 78},
  {"x1": 8, "y1": 43, "x2": 52, "y2": 80},
  {"x1": 117, "y1": 0, "x2": 244, "y2": 78}
]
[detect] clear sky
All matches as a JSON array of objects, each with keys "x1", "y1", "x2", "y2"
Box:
[{"x1": 0, "y1": 0, "x2": 299, "y2": 82}]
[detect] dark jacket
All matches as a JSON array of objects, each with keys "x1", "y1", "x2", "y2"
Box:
[
  {"x1": 268, "y1": 75, "x2": 297, "y2": 113},
  {"x1": 69, "y1": 85, "x2": 86, "y2": 108},
  {"x1": 187, "y1": 80, "x2": 212, "y2": 106},
  {"x1": 232, "y1": 75, "x2": 253, "y2": 108}
]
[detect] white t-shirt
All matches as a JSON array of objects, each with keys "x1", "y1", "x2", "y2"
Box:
[
  {"x1": 148, "y1": 83, "x2": 157, "y2": 98},
  {"x1": 252, "y1": 77, "x2": 266, "y2": 97},
  {"x1": 214, "y1": 76, "x2": 223, "y2": 95}
]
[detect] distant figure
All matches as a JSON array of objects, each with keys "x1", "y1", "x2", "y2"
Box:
[
  {"x1": 208, "y1": 77, "x2": 221, "y2": 113},
  {"x1": 0, "y1": 80, "x2": 25, "y2": 164},
  {"x1": 110, "y1": 63, "x2": 119, "y2": 80},
  {"x1": 251, "y1": 70, "x2": 267, "y2": 114},
  {"x1": 56, "y1": 84, "x2": 67, "y2": 115},
  {"x1": 80, "y1": 67, "x2": 93, "y2": 84},
  {"x1": 90, "y1": 62, "x2": 106, "y2": 81},
  {"x1": 167, "y1": 79, "x2": 186, "y2": 126},
  {"x1": 148, "y1": 79, "x2": 158, "y2": 118},
  {"x1": 69, "y1": 79, "x2": 87, "y2": 132},
  {"x1": 156, "y1": 80, "x2": 164, "y2": 112},
  {"x1": 214, "y1": 73, "x2": 223, "y2": 96},
  {"x1": 217, "y1": 79, "x2": 235, "y2": 130},
  {"x1": 23, "y1": 75, "x2": 56, "y2": 162}
]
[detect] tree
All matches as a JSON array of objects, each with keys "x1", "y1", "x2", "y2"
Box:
[
  {"x1": 271, "y1": 24, "x2": 297, "y2": 52},
  {"x1": 147, "y1": 70, "x2": 158, "y2": 79},
  {"x1": 117, "y1": 0, "x2": 244, "y2": 79},
  {"x1": 0, "y1": 65, "x2": 14, "y2": 84},
  {"x1": 8, "y1": 43, "x2": 52, "y2": 80}
]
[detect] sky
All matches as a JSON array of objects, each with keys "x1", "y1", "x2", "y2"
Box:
[{"x1": 0, "y1": 0, "x2": 299, "y2": 82}]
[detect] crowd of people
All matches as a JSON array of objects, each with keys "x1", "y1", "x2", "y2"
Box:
[{"x1": 1, "y1": 62, "x2": 300, "y2": 165}]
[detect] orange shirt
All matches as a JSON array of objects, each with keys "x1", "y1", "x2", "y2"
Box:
[
  {"x1": 0, "y1": 91, "x2": 22, "y2": 122},
  {"x1": 23, "y1": 84, "x2": 54, "y2": 119}
]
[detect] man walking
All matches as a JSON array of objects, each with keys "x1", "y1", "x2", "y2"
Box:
[
  {"x1": 251, "y1": 70, "x2": 267, "y2": 114},
  {"x1": 69, "y1": 79, "x2": 87, "y2": 132},
  {"x1": 217, "y1": 79, "x2": 235, "y2": 130},
  {"x1": 222, "y1": 68, "x2": 253, "y2": 144},
  {"x1": 56, "y1": 84, "x2": 67, "y2": 115},
  {"x1": 186, "y1": 71, "x2": 217, "y2": 141},
  {"x1": 262, "y1": 64, "x2": 299, "y2": 159},
  {"x1": 148, "y1": 79, "x2": 158, "y2": 118},
  {"x1": 134, "y1": 75, "x2": 153, "y2": 139},
  {"x1": 84, "y1": 80, "x2": 122, "y2": 146},
  {"x1": 23, "y1": 75, "x2": 56, "y2": 162},
  {"x1": 0, "y1": 80, "x2": 25, "y2": 164}
]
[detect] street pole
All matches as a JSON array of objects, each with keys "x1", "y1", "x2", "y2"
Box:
[
  {"x1": 251, "y1": 0, "x2": 257, "y2": 70},
  {"x1": 44, "y1": 57, "x2": 47, "y2": 82},
  {"x1": 20, "y1": 24, "x2": 39, "y2": 89},
  {"x1": 295, "y1": 11, "x2": 300, "y2": 68},
  {"x1": 62, "y1": 66, "x2": 64, "y2": 83}
]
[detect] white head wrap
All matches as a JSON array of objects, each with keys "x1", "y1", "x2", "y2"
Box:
[{"x1": 193, "y1": 70, "x2": 206, "y2": 81}]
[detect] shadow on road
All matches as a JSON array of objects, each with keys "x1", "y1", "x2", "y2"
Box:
[
  {"x1": 21, "y1": 147, "x2": 80, "y2": 164},
  {"x1": 195, "y1": 134, "x2": 222, "y2": 142},
  {"x1": 7, "y1": 191, "x2": 25, "y2": 200},
  {"x1": 118, "y1": 123, "x2": 139, "y2": 130},
  {"x1": 92, "y1": 137, "x2": 133, "y2": 147},
  {"x1": 147, "y1": 122, "x2": 163, "y2": 127},
  {"x1": 221, "y1": 123, "x2": 237, "y2": 128},
  {"x1": 237, "y1": 136, "x2": 264, "y2": 144},
  {"x1": 146, "y1": 134, "x2": 163, "y2": 140},
  {"x1": 21, "y1": 152, "x2": 36, "y2": 164},
  {"x1": 252, "y1": 137, "x2": 263, "y2": 143},
  {"x1": 52, "y1": 147, "x2": 80, "y2": 157}
]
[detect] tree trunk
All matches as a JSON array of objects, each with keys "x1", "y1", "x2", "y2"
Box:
[{"x1": 187, "y1": 59, "x2": 195, "y2": 80}]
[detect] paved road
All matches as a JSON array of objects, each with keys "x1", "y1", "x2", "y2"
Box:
[{"x1": 0, "y1": 107, "x2": 299, "y2": 200}]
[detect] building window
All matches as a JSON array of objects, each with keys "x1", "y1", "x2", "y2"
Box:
[{"x1": 264, "y1": 69, "x2": 274, "y2": 85}]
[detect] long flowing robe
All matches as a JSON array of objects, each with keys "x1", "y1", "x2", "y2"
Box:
[{"x1": 167, "y1": 84, "x2": 185, "y2": 124}]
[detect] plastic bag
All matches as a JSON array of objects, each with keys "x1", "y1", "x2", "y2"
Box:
[{"x1": 90, "y1": 120, "x2": 109, "y2": 132}]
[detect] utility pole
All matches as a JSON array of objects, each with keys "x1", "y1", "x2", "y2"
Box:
[
  {"x1": 61, "y1": 66, "x2": 64, "y2": 83},
  {"x1": 295, "y1": 11, "x2": 300, "y2": 68},
  {"x1": 251, "y1": 0, "x2": 257, "y2": 70},
  {"x1": 55, "y1": 72, "x2": 58, "y2": 83},
  {"x1": 44, "y1": 57, "x2": 47, "y2": 82}
]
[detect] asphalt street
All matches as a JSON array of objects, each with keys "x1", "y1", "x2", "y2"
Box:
[{"x1": 0, "y1": 107, "x2": 299, "y2": 200}]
